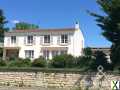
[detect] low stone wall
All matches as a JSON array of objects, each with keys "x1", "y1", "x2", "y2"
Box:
[{"x1": 0, "y1": 68, "x2": 119, "y2": 90}]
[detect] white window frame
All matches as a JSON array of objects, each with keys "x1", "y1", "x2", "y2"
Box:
[
  {"x1": 52, "y1": 50, "x2": 59, "y2": 58},
  {"x1": 60, "y1": 50, "x2": 67, "y2": 55},
  {"x1": 43, "y1": 50, "x2": 49, "y2": 59},
  {"x1": 11, "y1": 36, "x2": 16, "y2": 44},
  {"x1": 27, "y1": 35, "x2": 33, "y2": 44},
  {"x1": 25, "y1": 50, "x2": 34, "y2": 59},
  {"x1": 44, "y1": 35, "x2": 50, "y2": 44},
  {"x1": 60, "y1": 34, "x2": 68, "y2": 44}
]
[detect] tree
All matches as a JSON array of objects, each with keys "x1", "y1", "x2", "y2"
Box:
[
  {"x1": 83, "y1": 47, "x2": 93, "y2": 57},
  {"x1": 0, "y1": 9, "x2": 8, "y2": 42},
  {"x1": 76, "y1": 47, "x2": 95, "y2": 71},
  {"x1": 13, "y1": 22, "x2": 39, "y2": 30},
  {"x1": 92, "y1": 51, "x2": 111, "y2": 71},
  {"x1": 89, "y1": 0, "x2": 120, "y2": 70}
]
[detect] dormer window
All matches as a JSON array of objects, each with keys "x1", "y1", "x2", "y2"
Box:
[
  {"x1": 11, "y1": 36, "x2": 16, "y2": 44},
  {"x1": 61, "y1": 34, "x2": 68, "y2": 43},
  {"x1": 44, "y1": 35, "x2": 50, "y2": 43}
]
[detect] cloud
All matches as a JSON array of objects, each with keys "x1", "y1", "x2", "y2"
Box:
[{"x1": 12, "y1": 20, "x2": 20, "y2": 24}]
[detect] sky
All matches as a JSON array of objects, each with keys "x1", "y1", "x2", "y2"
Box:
[{"x1": 0, "y1": 0, "x2": 111, "y2": 47}]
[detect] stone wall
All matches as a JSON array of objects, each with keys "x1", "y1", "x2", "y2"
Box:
[{"x1": 0, "y1": 68, "x2": 119, "y2": 90}]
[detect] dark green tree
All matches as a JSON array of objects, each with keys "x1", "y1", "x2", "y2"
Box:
[
  {"x1": 13, "y1": 22, "x2": 39, "y2": 30},
  {"x1": 89, "y1": 0, "x2": 120, "y2": 70},
  {"x1": 76, "y1": 47, "x2": 95, "y2": 71},
  {"x1": 92, "y1": 51, "x2": 111, "y2": 71},
  {"x1": 0, "y1": 9, "x2": 8, "y2": 42},
  {"x1": 83, "y1": 47, "x2": 93, "y2": 57}
]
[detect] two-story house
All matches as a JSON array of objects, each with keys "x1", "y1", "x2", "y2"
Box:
[{"x1": 3, "y1": 22, "x2": 84, "y2": 60}]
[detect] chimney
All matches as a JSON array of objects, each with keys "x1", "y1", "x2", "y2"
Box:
[{"x1": 75, "y1": 21, "x2": 80, "y2": 29}]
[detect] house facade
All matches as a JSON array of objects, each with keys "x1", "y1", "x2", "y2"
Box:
[{"x1": 3, "y1": 22, "x2": 84, "y2": 60}]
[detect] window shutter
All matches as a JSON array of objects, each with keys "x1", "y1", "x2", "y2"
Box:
[
  {"x1": 24, "y1": 36, "x2": 27, "y2": 45},
  {"x1": 33, "y1": 36, "x2": 36, "y2": 45},
  {"x1": 57, "y1": 36, "x2": 60, "y2": 45},
  {"x1": 40, "y1": 36, "x2": 43, "y2": 45},
  {"x1": 16, "y1": 37, "x2": 18, "y2": 45},
  {"x1": 8, "y1": 37, "x2": 10, "y2": 45},
  {"x1": 50, "y1": 36, "x2": 53, "y2": 44},
  {"x1": 68, "y1": 35, "x2": 71, "y2": 44}
]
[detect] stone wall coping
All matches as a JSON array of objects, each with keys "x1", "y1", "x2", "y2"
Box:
[{"x1": 0, "y1": 67, "x2": 119, "y2": 75}]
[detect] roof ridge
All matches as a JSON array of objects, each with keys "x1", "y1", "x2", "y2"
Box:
[{"x1": 6, "y1": 27, "x2": 75, "y2": 33}]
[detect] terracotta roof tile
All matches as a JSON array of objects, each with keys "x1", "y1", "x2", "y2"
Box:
[{"x1": 6, "y1": 28, "x2": 75, "y2": 33}]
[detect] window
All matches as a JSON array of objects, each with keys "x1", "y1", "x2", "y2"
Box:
[
  {"x1": 44, "y1": 35, "x2": 50, "y2": 43},
  {"x1": 52, "y1": 51, "x2": 59, "y2": 57},
  {"x1": 27, "y1": 36, "x2": 33, "y2": 44},
  {"x1": 43, "y1": 50, "x2": 49, "y2": 59},
  {"x1": 25, "y1": 50, "x2": 34, "y2": 58},
  {"x1": 11, "y1": 36, "x2": 16, "y2": 44},
  {"x1": 61, "y1": 34, "x2": 68, "y2": 43},
  {"x1": 60, "y1": 50, "x2": 67, "y2": 55}
]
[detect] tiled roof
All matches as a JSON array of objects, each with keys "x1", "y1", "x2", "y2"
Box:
[{"x1": 6, "y1": 28, "x2": 75, "y2": 33}]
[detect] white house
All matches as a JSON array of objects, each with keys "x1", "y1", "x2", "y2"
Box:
[{"x1": 3, "y1": 22, "x2": 84, "y2": 60}]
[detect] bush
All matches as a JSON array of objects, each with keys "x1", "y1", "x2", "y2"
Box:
[
  {"x1": 50, "y1": 54, "x2": 75, "y2": 68},
  {"x1": 8, "y1": 58, "x2": 31, "y2": 67},
  {"x1": 0, "y1": 48, "x2": 3, "y2": 58},
  {"x1": 32, "y1": 56, "x2": 46, "y2": 67},
  {"x1": 22, "y1": 58, "x2": 31, "y2": 66},
  {"x1": 0, "y1": 60, "x2": 7, "y2": 67},
  {"x1": 76, "y1": 56, "x2": 95, "y2": 70}
]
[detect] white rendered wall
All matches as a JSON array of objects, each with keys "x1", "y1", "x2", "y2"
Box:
[{"x1": 4, "y1": 28, "x2": 84, "y2": 59}]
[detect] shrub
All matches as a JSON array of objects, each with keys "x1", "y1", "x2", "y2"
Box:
[
  {"x1": 22, "y1": 58, "x2": 31, "y2": 66},
  {"x1": 0, "y1": 60, "x2": 7, "y2": 67},
  {"x1": 76, "y1": 56, "x2": 95, "y2": 71},
  {"x1": 32, "y1": 56, "x2": 46, "y2": 67},
  {"x1": 8, "y1": 58, "x2": 31, "y2": 67},
  {"x1": 50, "y1": 54, "x2": 75, "y2": 68},
  {"x1": 9, "y1": 57, "x2": 18, "y2": 61},
  {"x1": 83, "y1": 47, "x2": 93, "y2": 57},
  {"x1": 0, "y1": 48, "x2": 3, "y2": 58}
]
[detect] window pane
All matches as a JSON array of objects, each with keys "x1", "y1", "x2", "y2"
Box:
[
  {"x1": 27, "y1": 36, "x2": 33, "y2": 44},
  {"x1": 61, "y1": 34, "x2": 68, "y2": 43},
  {"x1": 43, "y1": 50, "x2": 49, "y2": 59},
  {"x1": 65, "y1": 35, "x2": 68, "y2": 43},
  {"x1": 52, "y1": 51, "x2": 58, "y2": 57},
  {"x1": 44, "y1": 35, "x2": 50, "y2": 43},
  {"x1": 60, "y1": 50, "x2": 67, "y2": 55},
  {"x1": 11, "y1": 36, "x2": 16, "y2": 43},
  {"x1": 25, "y1": 50, "x2": 34, "y2": 58}
]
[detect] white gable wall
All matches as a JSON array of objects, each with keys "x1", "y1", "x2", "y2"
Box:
[{"x1": 4, "y1": 25, "x2": 84, "y2": 60}]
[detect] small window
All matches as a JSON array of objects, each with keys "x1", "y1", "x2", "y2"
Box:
[
  {"x1": 44, "y1": 35, "x2": 50, "y2": 43},
  {"x1": 27, "y1": 36, "x2": 33, "y2": 44},
  {"x1": 25, "y1": 50, "x2": 34, "y2": 58},
  {"x1": 11, "y1": 36, "x2": 16, "y2": 43},
  {"x1": 61, "y1": 34, "x2": 68, "y2": 43}
]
